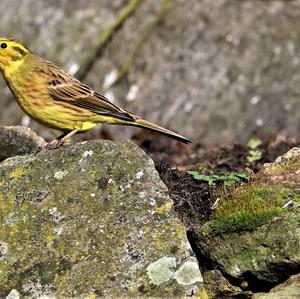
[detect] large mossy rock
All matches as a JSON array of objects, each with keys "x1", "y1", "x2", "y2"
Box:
[
  {"x1": 195, "y1": 148, "x2": 300, "y2": 293},
  {"x1": 0, "y1": 141, "x2": 205, "y2": 298}
]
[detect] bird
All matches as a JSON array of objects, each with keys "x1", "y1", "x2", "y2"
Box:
[{"x1": 0, "y1": 38, "x2": 191, "y2": 148}]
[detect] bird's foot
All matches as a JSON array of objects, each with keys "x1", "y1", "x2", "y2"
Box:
[
  {"x1": 45, "y1": 139, "x2": 64, "y2": 149},
  {"x1": 44, "y1": 130, "x2": 78, "y2": 150}
]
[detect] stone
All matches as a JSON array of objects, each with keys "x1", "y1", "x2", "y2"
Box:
[
  {"x1": 6, "y1": 289, "x2": 20, "y2": 299},
  {"x1": 0, "y1": 126, "x2": 46, "y2": 161},
  {"x1": 203, "y1": 270, "x2": 244, "y2": 298},
  {"x1": 195, "y1": 148, "x2": 300, "y2": 291},
  {"x1": 173, "y1": 258, "x2": 203, "y2": 286},
  {"x1": 253, "y1": 273, "x2": 300, "y2": 299},
  {"x1": 0, "y1": 140, "x2": 206, "y2": 298}
]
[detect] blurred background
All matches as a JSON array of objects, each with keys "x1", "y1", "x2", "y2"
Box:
[{"x1": 0, "y1": 0, "x2": 300, "y2": 145}]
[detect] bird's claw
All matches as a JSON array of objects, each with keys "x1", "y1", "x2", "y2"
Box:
[{"x1": 45, "y1": 139, "x2": 64, "y2": 149}]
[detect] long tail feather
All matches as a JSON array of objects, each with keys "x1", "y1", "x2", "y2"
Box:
[{"x1": 111, "y1": 117, "x2": 192, "y2": 144}]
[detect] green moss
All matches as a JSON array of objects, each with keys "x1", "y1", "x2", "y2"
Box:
[
  {"x1": 233, "y1": 245, "x2": 273, "y2": 272},
  {"x1": 280, "y1": 188, "x2": 300, "y2": 202},
  {"x1": 207, "y1": 184, "x2": 299, "y2": 235},
  {"x1": 254, "y1": 187, "x2": 275, "y2": 197},
  {"x1": 210, "y1": 208, "x2": 281, "y2": 234}
]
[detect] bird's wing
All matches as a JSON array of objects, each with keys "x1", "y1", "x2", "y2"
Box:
[{"x1": 41, "y1": 61, "x2": 135, "y2": 122}]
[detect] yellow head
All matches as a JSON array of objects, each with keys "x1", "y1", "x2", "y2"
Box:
[{"x1": 0, "y1": 38, "x2": 31, "y2": 72}]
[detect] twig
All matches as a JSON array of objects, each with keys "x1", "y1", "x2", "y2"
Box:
[
  {"x1": 282, "y1": 200, "x2": 293, "y2": 209},
  {"x1": 211, "y1": 198, "x2": 221, "y2": 210},
  {"x1": 77, "y1": 0, "x2": 143, "y2": 81}
]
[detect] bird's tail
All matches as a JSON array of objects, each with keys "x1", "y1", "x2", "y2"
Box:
[{"x1": 110, "y1": 117, "x2": 192, "y2": 144}]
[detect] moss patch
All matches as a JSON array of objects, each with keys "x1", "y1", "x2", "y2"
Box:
[{"x1": 207, "y1": 184, "x2": 300, "y2": 235}]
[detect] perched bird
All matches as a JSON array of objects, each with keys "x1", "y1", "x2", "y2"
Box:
[{"x1": 0, "y1": 38, "x2": 191, "y2": 147}]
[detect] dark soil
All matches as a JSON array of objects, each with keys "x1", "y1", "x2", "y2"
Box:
[{"x1": 132, "y1": 131, "x2": 299, "y2": 227}]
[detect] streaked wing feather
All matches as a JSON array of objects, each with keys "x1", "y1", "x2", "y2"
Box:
[{"x1": 42, "y1": 61, "x2": 135, "y2": 122}]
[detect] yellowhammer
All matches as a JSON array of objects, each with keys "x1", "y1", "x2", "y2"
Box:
[{"x1": 0, "y1": 38, "x2": 191, "y2": 147}]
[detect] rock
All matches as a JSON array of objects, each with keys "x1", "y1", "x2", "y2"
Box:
[
  {"x1": 1, "y1": 1, "x2": 300, "y2": 144},
  {"x1": 253, "y1": 273, "x2": 300, "y2": 299},
  {"x1": 262, "y1": 147, "x2": 300, "y2": 187},
  {"x1": 0, "y1": 126, "x2": 46, "y2": 161},
  {"x1": 203, "y1": 270, "x2": 245, "y2": 298},
  {"x1": 194, "y1": 148, "x2": 300, "y2": 292},
  {"x1": 0, "y1": 141, "x2": 206, "y2": 298},
  {"x1": 6, "y1": 289, "x2": 20, "y2": 299}
]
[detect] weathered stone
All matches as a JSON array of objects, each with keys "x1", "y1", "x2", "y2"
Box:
[
  {"x1": 0, "y1": 126, "x2": 46, "y2": 161},
  {"x1": 0, "y1": 141, "x2": 205, "y2": 298},
  {"x1": 6, "y1": 289, "x2": 20, "y2": 299},
  {"x1": 203, "y1": 270, "x2": 244, "y2": 298},
  {"x1": 195, "y1": 148, "x2": 300, "y2": 291},
  {"x1": 262, "y1": 147, "x2": 300, "y2": 188},
  {"x1": 253, "y1": 273, "x2": 300, "y2": 299}
]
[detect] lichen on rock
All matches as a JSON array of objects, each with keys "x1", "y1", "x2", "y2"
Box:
[
  {"x1": 147, "y1": 256, "x2": 176, "y2": 285},
  {"x1": 0, "y1": 140, "x2": 205, "y2": 298},
  {"x1": 173, "y1": 257, "x2": 203, "y2": 286}
]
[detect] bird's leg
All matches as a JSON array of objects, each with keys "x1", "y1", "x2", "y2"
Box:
[{"x1": 46, "y1": 130, "x2": 78, "y2": 149}]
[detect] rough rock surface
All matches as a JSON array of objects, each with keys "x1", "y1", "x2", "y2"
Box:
[
  {"x1": 194, "y1": 148, "x2": 300, "y2": 293},
  {"x1": 203, "y1": 270, "x2": 244, "y2": 298},
  {"x1": 0, "y1": 141, "x2": 205, "y2": 298},
  {"x1": 0, "y1": 126, "x2": 46, "y2": 161},
  {"x1": 0, "y1": 0, "x2": 300, "y2": 144},
  {"x1": 253, "y1": 273, "x2": 300, "y2": 299}
]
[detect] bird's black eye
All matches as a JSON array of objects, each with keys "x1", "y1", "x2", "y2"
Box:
[{"x1": 1, "y1": 43, "x2": 7, "y2": 49}]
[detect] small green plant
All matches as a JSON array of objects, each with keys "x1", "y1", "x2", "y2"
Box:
[
  {"x1": 247, "y1": 138, "x2": 263, "y2": 163},
  {"x1": 247, "y1": 150, "x2": 263, "y2": 163},
  {"x1": 187, "y1": 171, "x2": 250, "y2": 187},
  {"x1": 247, "y1": 138, "x2": 262, "y2": 150}
]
